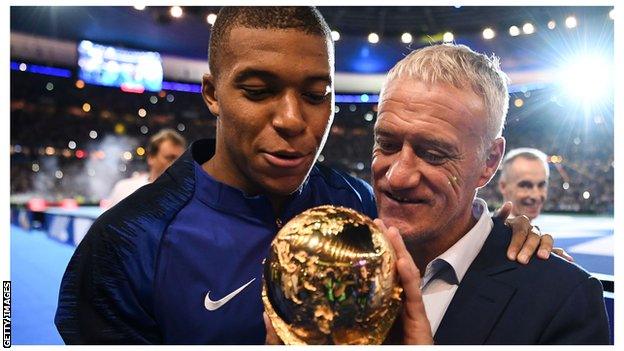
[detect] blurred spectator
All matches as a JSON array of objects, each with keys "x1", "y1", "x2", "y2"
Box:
[
  {"x1": 497, "y1": 148, "x2": 549, "y2": 221},
  {"x1": 107, "y1": 129, "x2": 186, "y2": 207}
]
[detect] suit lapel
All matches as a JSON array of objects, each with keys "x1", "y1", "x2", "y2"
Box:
[{"x1": 434, "y1": 219, "x2": 518, "y2": 344}]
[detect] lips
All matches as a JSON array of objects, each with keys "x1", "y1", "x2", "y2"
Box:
[
  {"x1": 262, "y1": 150, "x2": 311, "y2": 169},
  {"x1": 520, "y1": 199, "x2": 541, "y2": 211},
  {"x1": 383, "y1": 191, "x2": 429, "y2": 205},
  {"x1": 521, "y1": 198, "x2": 538, "y2": 206}
]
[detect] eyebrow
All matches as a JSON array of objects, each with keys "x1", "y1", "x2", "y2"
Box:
[
  {"x1": 234, "y1": 68, "x2": 332, "y2": 85},
  {"x1": 375, "y1": 128, "x2": 459, "y2": 153},
  {"x1": 234, "y1": 69, "x2": 277, "y2": 84}
]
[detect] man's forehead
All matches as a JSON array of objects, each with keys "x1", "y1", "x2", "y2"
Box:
[
  {"x1": 379, "y1": 78, "x2": 485, "y2": 120},
  {"x1": 226, "y1": 26, "x2": 330, "y2": 53},
  {"x1": 222, "y1": 27, "x2": 333, "y2": 64},
  {"x1": 509, "y1": 158, "x2": 548, "y2": 178},
  {"x1": 375, "y1": 78, "x2": 486, "y2": 140}
]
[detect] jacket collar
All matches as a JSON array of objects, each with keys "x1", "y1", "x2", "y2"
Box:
[
  {"x1": 433, "y1": 218, "x2": 519, "y2": 344},
  {"x1": 186, "y1": 139, "x2": 311, "y2": 225}
]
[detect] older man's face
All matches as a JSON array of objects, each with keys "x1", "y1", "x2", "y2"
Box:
[
  {"x1": 499, "y1": 157, "x2": 549, "y2": 221},
  {"x1": 372, "y1": 78, "x2": 500, "y2": 245}
]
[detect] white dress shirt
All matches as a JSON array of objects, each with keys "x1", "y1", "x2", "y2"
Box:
[
  {"x1": 420, "y1": 198, "x2": 493, "y2": 335},
  {"x1": 107, "y1": 173, "x2": 150, "y2": 208}
]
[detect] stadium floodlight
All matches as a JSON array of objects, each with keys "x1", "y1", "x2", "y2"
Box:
[
  {"x1": 509, "y1": 26, "x2": 520, "y2": 36},
  {"x1": 522, "y1": 23, "x2": 535, "y2": 35},
  {"x1": 609, "y1": 9, "x2": 614, "y2": 20},
  {"x1": 401, "y1": 32, "x2": 413, "y2": 44},
  {"x1": 548, "y1": 20, "x2": 556, "y2": 30},
  {"x1": 331, "y1": 30, "x2": 340, "y2": 42},
  {"x1": 170, "y1": 6, "x2": 183, "y2": 18},
  {"x1": 565, "y1": 16, "x2": 577, "y2": 28},
  {"x1": 133, "y1": 5, "x2": 146, "y2": 10},
  {"x1": 557, "y1": 54, "x2": 612, "y2": 108},
  {"x1": 368, "y1": 32, "x2": 379, "y2": 44},
  {"x1": 207, "y1": 13, "x2": 217, "y2": 25},
  {"x1": 443, "y1": 32, "x2": 454, "y2": 43},
  {"x1": 482, "y1": 28, "x2": 495, "y2": 40}
]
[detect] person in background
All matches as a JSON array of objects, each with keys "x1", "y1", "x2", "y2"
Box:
[
  {"x1": 498, "y1": 148, "x2": 549, "y2": 222},
  {"x1": 107, "y1": 128, "x2": 186, "y2": 207}
]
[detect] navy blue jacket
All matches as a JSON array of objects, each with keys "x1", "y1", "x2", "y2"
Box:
[
  {"x1": 54, "y1": 139, "x2": 377, "y2": 344},
  {"x1": 434, "y1": 218, "x2": 610, "y2": 344}
]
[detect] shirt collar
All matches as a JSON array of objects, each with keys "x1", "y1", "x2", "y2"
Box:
[
  {"x1": 422, "y1": 198, "x2": 493, "y2": 287},
  {"x1": 190, "y1": 139, "x2": 310, "y2": 224}
]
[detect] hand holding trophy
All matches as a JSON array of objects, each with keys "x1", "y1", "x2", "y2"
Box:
[{"x1": 262, "y1": 205, "x2": 408, "y2": 344}]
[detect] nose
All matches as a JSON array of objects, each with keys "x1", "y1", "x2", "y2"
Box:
[
  {"x1": 528, "y1": 186, "x2": 545, "y2": 203},
  {"x1": 385, "y1": 146, "x2": 421, "y2": 191},
  {"x1": 272, "y1": 90, "x2": 306, "y2": 137},
  {"x1": 535, "y1": 186, "x2": 547, "y2": 201}
]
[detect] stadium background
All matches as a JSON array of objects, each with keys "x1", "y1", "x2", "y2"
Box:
[{"x1": 8, "y1": 6, "x2": 614, "y2": 344}]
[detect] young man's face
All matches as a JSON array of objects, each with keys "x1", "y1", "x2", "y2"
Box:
[
  {"x1": 499, "y1": 157, "x2": 549, "y2": 221},
  {"x1": 203, "y1": 27, "x2": 334, "y2": 197}
]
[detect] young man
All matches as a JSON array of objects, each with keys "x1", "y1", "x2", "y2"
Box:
[{"x1": 56, "y1": 7, "x2": 557, "y2": 344}]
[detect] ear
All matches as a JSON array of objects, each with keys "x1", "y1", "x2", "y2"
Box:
[
  {"x1": 498, "y1": 177, "x2": 507, "y2": 194},
  {"x1": 202, "y1": 73, "x2": 220, "y2": 117},
  {"x1": 477, "y1": 137, "x2": 505, "y2": 188}
]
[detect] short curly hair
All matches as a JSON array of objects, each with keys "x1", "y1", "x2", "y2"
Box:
[{"x1": 208, "y1": 6, "x2": 332, "y2": 78}]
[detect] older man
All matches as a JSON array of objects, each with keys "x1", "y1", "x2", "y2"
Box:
[
  {"x1": 373, "y1": 44, "x2": 609, "y2": 344},
  {"x1": 498, "y1": 148, "x2": 549, "y2": 221}
]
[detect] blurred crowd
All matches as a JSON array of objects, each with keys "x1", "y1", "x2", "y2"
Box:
[{"x1": 10, "y1": 71, "x2": 613, "y2": 214}]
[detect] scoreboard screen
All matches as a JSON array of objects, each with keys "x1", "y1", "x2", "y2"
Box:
[{"x1": 77, "y1": 40, "x2": 163, "y2": 93}]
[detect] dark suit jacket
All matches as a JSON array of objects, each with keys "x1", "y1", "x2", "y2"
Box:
[{"x1": 434, "y1": 218, "x2": 610, "y2": 345}]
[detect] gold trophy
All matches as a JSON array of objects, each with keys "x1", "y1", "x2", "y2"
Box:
[{"x1": 262, "y1": 205, "x2": 402, "y2": 344}]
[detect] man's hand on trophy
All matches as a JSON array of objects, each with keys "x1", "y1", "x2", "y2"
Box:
[
  {"x1": 374, "y1": 219, "x2": 434, "y2": 345},
  {"x1": 493, "y1": 201, "x2": 572, "y2": 264},
  {"x1": 264, "y1": 312, "x2": 284, "y2": 345}
]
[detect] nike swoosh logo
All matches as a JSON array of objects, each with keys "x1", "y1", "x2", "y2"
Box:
[{"x1": 204, "y1": 278, "x2": 256, "y2": 311}]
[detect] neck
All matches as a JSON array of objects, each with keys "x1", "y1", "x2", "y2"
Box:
[
  {"x1": 202, "y1": 156, "x2": 288, "y2": 216},
  {"x1": 203, "y1": 151, "x2": 254, "y2": 194},
  {"x1": 406, "y1": 207, "x2": 478, "y2": 274},
  {"x1": 147, "y1": 170, "x2": 157, "y2": 183}
]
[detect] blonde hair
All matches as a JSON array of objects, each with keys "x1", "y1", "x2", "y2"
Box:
[
  {"x1": 382, "y1": 44, "x2": 510, "y2": 145},
  {"x1": 147, "y1": 129, "x2": 187, "y2": 157}
]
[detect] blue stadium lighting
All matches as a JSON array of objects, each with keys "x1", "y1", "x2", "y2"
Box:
[
  {"x1": 11, "y1": 61, "x2": 383, "y2": 103},
  {"x1": 335, "y1": 94, "x2": 379, "y2": 103},
  {"x1": 10, "y1": 61, "x2": 72, "y2": 78},
  {"x1": 161, "y1": 81, "x2": 202, "y2": 93}
]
